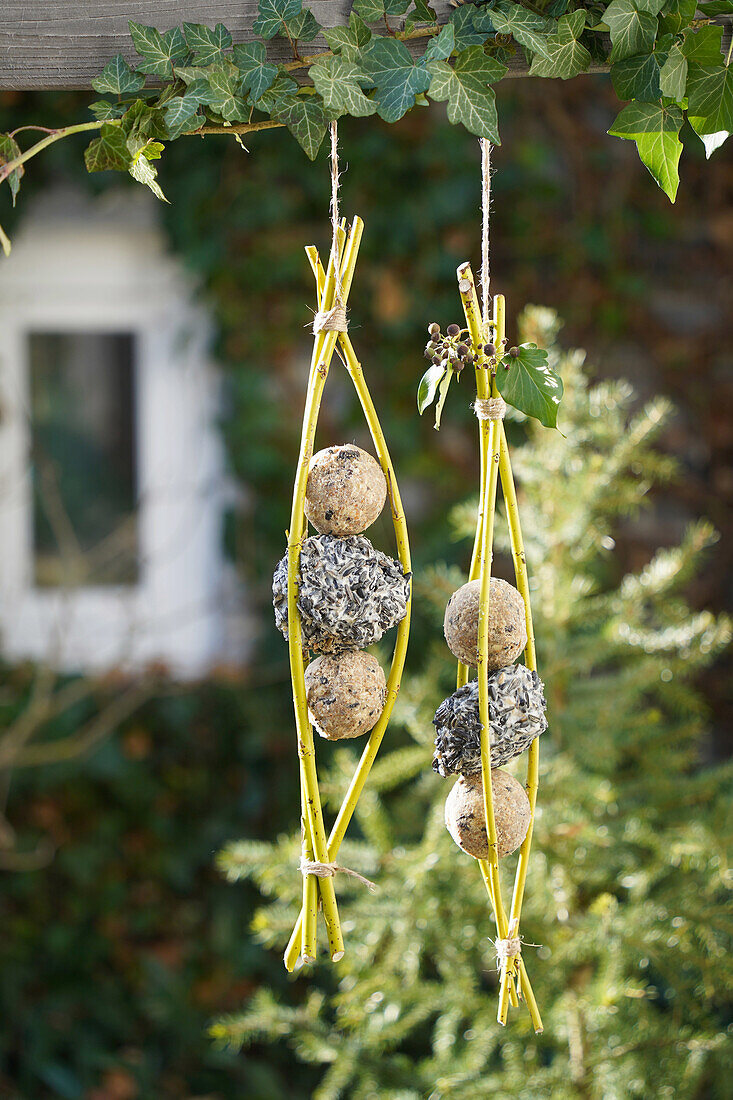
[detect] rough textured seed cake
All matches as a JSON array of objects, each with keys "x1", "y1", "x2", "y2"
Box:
[
  {"x1": 272, "y1": 534, "x2": 410, "y2": 653},
  {"x1": 305, "y1": 651, "x2": 387, "y2": 740},
  {"x1": 444, "y1": 577, "x2": 527, "y2": 668},
  {"x1": 305, "y1": 444, "x2": 387, "y2": 536},
  {"x1": 445, "y1": 770, "x2": 530, "y2": 860},
  {"x1": 432, "y1": 665, "x2": 547, "y2": 778}
]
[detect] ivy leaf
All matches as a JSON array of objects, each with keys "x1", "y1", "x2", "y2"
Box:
[
  {"x1": 128, "y1": 22, "x2": 187, "y2": 77},
  {"x1": 91, "y1": 54, "x2": 146, "y2": 96},
  {"x1": 603, "y1": 0, "x2": 665, "y2": 63},
  {"x1": 285, "y1": 9, "x2": 321, "y2": 42},
  {"x1": 310, "y1": 57, "x2": 376, "y2": 119},
  {"x1": 353, "y1": 0, "x2": 411, "y2": 22},
  {"x1": 686, "y1": 64, "x2": 733, "y2": 135},
  {"x1": 417, "y1": 363, "x2": 445, "y2": 414},
  {"x1": 449, "y1": 6, "x2": 486, "y2": 50},
  {"x1": 254, "y1": 73, "x2": 299, "y2": 112},
  {"x1": 271, "y1": 95, "x2": 328, "y2": 159},
  {"x1": 233, "y1": 42, "x2": 278, "y2": 102},
  {"x1": 424, "y1": 24, "x2": 455, "y2": 63},
  {"x1": 360, "y1": 38, "x2": 431, "y2": 123},
  {"x1": 119, "y1": 99, "x2": 168, "y2": 142},
  {"x1": 528, "y1": 11, "x2": 591, "y2": 79},
  {"x1": 658, "y1": 43, "x2": 688, "y2": 100},
  {"x1": 608, "y1": 101, "x2": 683, "y2": 199},
  {"x1": 323, "y1": 12, "x2": 372, "y2": 56},
  {"x1": 489, "y1": 3, "x2": 553, "y2": 59},
  {"x1": 697, "y1": 0, "x2": 733, "y2": 13},
  {"x1": 0, "y1": 133, "x2": 23, "y2": 205},
  {"x1": 495, "y1": 344, "x2": 563, "y2": 428},
  {"x1": 198, "y1": 63, "x2": 249, "y2": 122},
  {"x1": 182, "y1": 23, "x2": 232, "y2": 66},
  {"x1": 164, "y1": 84, "x2": 207, "y2": 138},
  {"x1": 659, "y1": 0, "x2": 696, "y2": 35},
  {"x1": 84, "y1": 123, "x2": 132, "y2": 172},
  {"x1": 253, "y1": 0, "x2": 303, "y2": 40},
  {"x1": 611, "y1": 52, "x2": 661, "y2": 101},
  {"x1": 129, "y1": 142, "x2": 169, "y2": 202},
  {"x1": 407, "y1": 0, "x2": 438, "y2": 26},
  {"x1": 681, "y1": 24, "x2": 724, "y2": 64},
  {"x1": 689, "y1": 122, "x2": 729, "y2": 158},
  {"x1": 89, "y1": 100, "x2": 128, "y2": 121},
  {"x1": 427, "y1": 47, "x2": 506, "y2": 140}
]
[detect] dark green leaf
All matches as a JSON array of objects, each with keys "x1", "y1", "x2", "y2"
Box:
[
  {"x1": 528, "y1": 11, "x2": 591, "y2": 79},
  {"x1": 255, "y1": 73, "x2": 299, "y2": 112},
  {"x1": 253, "y1": 0, "x2": 303, "y2": 40},
  {"x1": 449, "y1": 6, "x2": 486, "y2": 50},
  {"x1": 310, "y1": 57, "x2": 376, "y2": 119},
  {"x1": 91, "y1": 54, "x2": 146, "y2": 95},
  {"x1": 495, "y1": 344, "x2": 563, "y2": 428},
  {"x1": 182, "y1": 23, "x2": 232, "y2": 65},
  {"x1": 659, "y1": 0, "x2": 696, "y2": 35},
  {"x1": 417, "y1": 363, "x2": 445, "y2": 414},
  {"x1": 234, "y1": 42, "x2": 279, "y2": 102},
  {"x1": 658, "y1": 43, "x2": 687, "y2": 100},
  {"x1": 688, "y1": 120, "x2": 729, "y2": 158},
  {"x1": 353, "y1": 0, "x2": 411, "y2": 21},
  {"x1": 198, "y1": 63, "x2": 249, "y2": 121},
  {"x1": 360, "y1": 38, "x2": 431, "y2": 123},
  {"x1": 89, "y1": 100, "x2": 128, "y2": 121},
  {"x1": 608, "y1": 99, "x2": 684, "y2": 136},
  {"x1": 322, "y1": 12, "x2": 372, "y2": 55},
  {"x1": 603, "y1": 0, "x2": 664, "y2": 63},
  {"x1": 0, "y1": 133, "x2": 23, "y2": 205},
  {"x1": 128, "y1": 22, "x2": 187, "y2": 77},
  {"x1": 271, "y1": 95, "x2": 328, "y2": 159},
  {"x1": 424, "y1": 24, "x2": 455, "y2": 63},
  {"x1": 407, "y1": 0, "x2": 438, "y2": 25},
  {"x1": 697, "y1": 0, "x2": 733, "y2": 13},
  {"x1": 164, "y1": 88, "x2": 206, "y2": 138},
  {"x1": 489, "y1": 3, "x2": 554, "y2": 59},
  {"x1": 611, "y1": 52, "x2": 661, "y2": 101},
  {"x1": 84, "y1": 123, "x2": 131, "y2": 172},
  {"x1": 681, "y1": 24, "x2": 724, "y2": 64},
  {"x1": 427, "y1": 46, "x2": 506, "y2": 141},
  {"x1": 284, "y1": 9, "x2": 321, "y2": 41},
  {"x1": 686, "y1": 64, "x2": 733, "y2": 134}
]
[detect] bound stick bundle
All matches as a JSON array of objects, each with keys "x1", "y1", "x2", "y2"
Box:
[
  {"x1": 422, "y1": 269, "x2": 547, "y2": 1031},
  {"x1": 273, "y1": 214, "x2": 412, "y2": 970}
]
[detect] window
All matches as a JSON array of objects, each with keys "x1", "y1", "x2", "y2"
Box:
[{"x1": 29, "y1": 332, "x2": 138, "y2": 586}]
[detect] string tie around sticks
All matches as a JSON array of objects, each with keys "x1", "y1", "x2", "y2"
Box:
[
  {"x1": 312, "y1": 303, "x2": 348, "y2": 333},
  {"x1": 473, "y1": 396, "x2": 506, "y2": 421},
  {"x1": 299, "y1": 856, "x2": 378, "y2": 893}
]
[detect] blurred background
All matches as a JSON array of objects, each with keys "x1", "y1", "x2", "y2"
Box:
[{"x1": 0, "y1": 75, "x2": 731, "y2": 1098}]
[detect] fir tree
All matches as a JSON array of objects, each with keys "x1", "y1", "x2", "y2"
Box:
[{"x1": 214, "y1": 308, "x2": 732, "y2": 1100}]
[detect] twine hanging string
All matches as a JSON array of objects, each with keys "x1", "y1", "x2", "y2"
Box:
[
  {"x1": 299, "y1": 856, "x2": 378, "y2": 893},
  {"x1": 480, "y1": 136, "x2": 491, "y2": 327},
  {"x1": 313, "y1": 121, "x2": 348, "y2": 334}
]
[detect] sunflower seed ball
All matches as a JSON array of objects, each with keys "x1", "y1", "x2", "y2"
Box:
[
  {"x1": 304, "y1": 445, "x2": 387, "y2": 537},
  {"x1": 272, "y1": 534, "x2": 410, "y2": 654},
  {"x1": 445, "y1": 770, "x2": 530, "y2": 860},
  {"x1": 432, "y1": 665, "x2": 547, "y2": 778},
  {"x1": 444, "y1": 578, "x2": 527, "y2": 669},
  {"x1": 305, "y1": 651, "x2": 387, "y2": 740}
]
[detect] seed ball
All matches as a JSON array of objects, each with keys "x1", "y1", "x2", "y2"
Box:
[
  {"x1": 272, "y1": 534, "x2": 411, "y2": 654},
  {"x1": 444, "y1": 578, "x2": 527, "y2": 668},
  {"x1": 304, "y1": 445, "x2": 387, "y2": 537},
  {"x1": 433, "y1": 665, "x2": 547, "y2": 777},
  {"x1": 445, "y1": 770, "x2": 530, "y2": 860},
  {"x1": 305, "y1": 651, "x2": 386, "y2": 740},
  {"x1": 447, "y1": 323, "x2": 460, "y2": 337},
  {"x1": 428, "y1": 322, "x2": 440, "y2": 335}
]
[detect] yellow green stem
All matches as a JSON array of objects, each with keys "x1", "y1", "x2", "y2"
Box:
[
  {"x1": 285, "y1": 217, "x2": 363, "y2": 966},
  {"x1": 300, "y1": 772, "x2": 318, "y2": 963},
  {"x1": 284, "y1": 256, "x2": 412, "y2": 974}
]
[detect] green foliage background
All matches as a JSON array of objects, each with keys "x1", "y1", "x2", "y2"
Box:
[{"x1": 0, "y1": 77, "x2": 731, "y2": 1098}]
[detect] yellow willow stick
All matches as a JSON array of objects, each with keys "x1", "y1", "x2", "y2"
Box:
[
  {"x1": 286, "y1": 217, "x2": 363, "y2": 963},
  {"x1": 300, "y1": 772, "x2": 318, "y2": 962},
  {"x1": 456, "y1": 266, "x2": 518, "y2": 1024},
  {"x1": 496, "y1": 428, "x2": 543, "y2": 1032},
  {"x1": 284, "y1": 260, "x2": 412, "y2": 973},
  {"x1": 477, "y1": 860, "x2": 540, "y2": 1027}
]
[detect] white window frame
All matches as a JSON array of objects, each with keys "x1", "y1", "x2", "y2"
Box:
[{"x1": 0, "y1": 195, "x2": 229, "y2": 677}]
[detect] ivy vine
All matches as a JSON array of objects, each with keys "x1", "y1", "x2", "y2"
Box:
[{"x1": 0, "y1": 0, "x2": 731, "y2": 253}]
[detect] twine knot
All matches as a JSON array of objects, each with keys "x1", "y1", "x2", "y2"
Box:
[
  {"x1": 299, "y1": 856, "x2": 377, "y2": 892},
  {"x1": 312, "y1": 302, "x2": 348, "y2": 334},
  {"x1": 473, "y1": 396, "x2": 506, "y2": 421},
  {"x1": 494, "y1": 934, "x2": 521, "y2": 964}
]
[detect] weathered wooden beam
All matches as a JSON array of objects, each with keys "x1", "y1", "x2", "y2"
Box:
[{"x1": 0, "y1": 1, "x2": 573, "y2": 91}]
